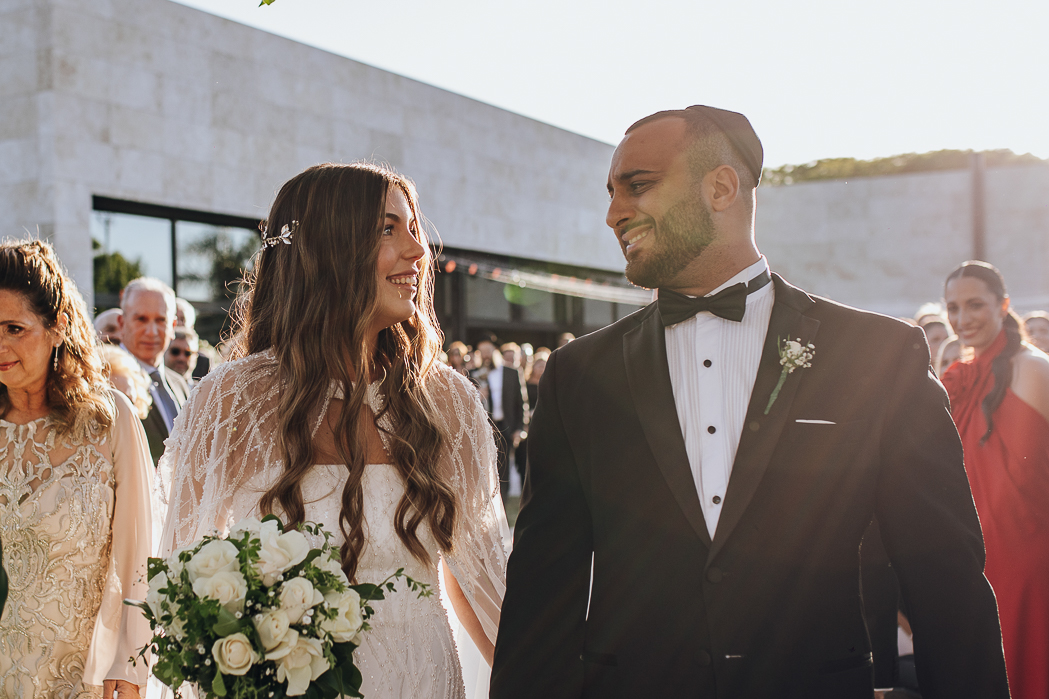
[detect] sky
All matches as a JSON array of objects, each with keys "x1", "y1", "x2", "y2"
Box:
[{"x1": 171, "y1": 0, "x2": 1049, "y2": 169}]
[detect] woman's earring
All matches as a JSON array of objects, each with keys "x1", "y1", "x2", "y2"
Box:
[{"x1": 53, "y1": 345, "x2": 59, "y2": 371}]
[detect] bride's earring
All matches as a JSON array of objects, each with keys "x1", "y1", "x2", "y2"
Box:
[{"x1": 53, "y1": 345, "x2": 60, "y2": 371}]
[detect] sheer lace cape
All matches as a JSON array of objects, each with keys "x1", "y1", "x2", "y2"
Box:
[{"x1": 156, "y1": 350, "x2": 508, "y2": 643}]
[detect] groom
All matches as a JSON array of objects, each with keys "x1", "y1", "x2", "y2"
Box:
[{"x1": 491, "y1": 106, "x2": 1009, "y2": 698}]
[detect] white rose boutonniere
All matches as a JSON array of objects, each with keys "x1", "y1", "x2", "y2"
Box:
[{"x1": 764, "y1": 337, "x2": 815, "y2": 415}]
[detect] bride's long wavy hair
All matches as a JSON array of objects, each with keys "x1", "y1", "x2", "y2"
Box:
[{"x1": 230, "y1": 162, "x2": 454, "y2": 581}]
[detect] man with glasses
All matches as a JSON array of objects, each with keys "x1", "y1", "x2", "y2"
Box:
[{"x1": 165, "y1": 327, "x2": 200, "y2": 386}]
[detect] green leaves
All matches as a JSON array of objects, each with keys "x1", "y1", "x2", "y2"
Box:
[
  {"x1": 211, "y1": 670, "x2": 227, "y2": 697},
  {"x1": 260, "y1": 514, "x2": 284, "y2": 529},
  {"x1": 307, "y1": 642, "x2": 365, "y2": 699},
  {"x1": 212, "y1": 607, "x2": 241, "y2": 637}
]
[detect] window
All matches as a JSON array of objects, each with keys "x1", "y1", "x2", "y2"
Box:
[{"x1": 90, "y1": 197, "x2": 262, "y2": 343}]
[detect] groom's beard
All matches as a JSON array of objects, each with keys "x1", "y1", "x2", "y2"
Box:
[{"x1": 624, "y1": 198, "x2": 716, "y2": 290}]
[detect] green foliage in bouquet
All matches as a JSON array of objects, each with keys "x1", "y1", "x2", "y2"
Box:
[{"x1": 128, "y1": 515, "x2": 432, "y2": 698}]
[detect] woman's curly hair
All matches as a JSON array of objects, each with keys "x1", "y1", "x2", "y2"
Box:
[{"x1": 0, "y1": 239, "x2": 114, "y2": 436}]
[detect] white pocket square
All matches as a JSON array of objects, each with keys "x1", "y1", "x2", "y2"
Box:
[{"x1": 795, "y1": 419, "x2": 836, "y2": 425}]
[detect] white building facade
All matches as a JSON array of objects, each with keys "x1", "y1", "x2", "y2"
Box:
[{"x1": 2, "y1": 0, "x2": 1047, "y2": 343}]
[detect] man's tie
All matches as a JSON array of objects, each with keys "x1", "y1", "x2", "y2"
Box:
[
  {"x1": 148, "y1": 367, "x2": 179, "y2": 433},
  {"x1": 658, "y1": 270, "x2": 771, "y2": 326}
]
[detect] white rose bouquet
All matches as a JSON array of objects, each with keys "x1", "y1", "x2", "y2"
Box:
[{"x1": 128, "y1": 515, "x2": 430, "y2": 698}]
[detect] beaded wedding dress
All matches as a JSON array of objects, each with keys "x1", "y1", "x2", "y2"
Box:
[
  {"x1": 0, "y1": 391, "x2": 153, "y2": 697},
  {"x1": 156, "y1": 351, "x2": 509, "y2": 699}
]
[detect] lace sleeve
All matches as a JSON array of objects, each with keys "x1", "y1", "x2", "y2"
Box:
[
  {"x1": 432, "y1": 366, "x2": 510, "y2": 645},
  {"x1": 156, "y1": 354, "x2": 282, "y2": 556}
]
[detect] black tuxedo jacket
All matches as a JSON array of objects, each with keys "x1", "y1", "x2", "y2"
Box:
[
  {"x1": 492, "y1": 276, "x2": 1008, "y2": 699},
  {"x1": 142, "y1": 366, "x2": 190, "y2": 467}
]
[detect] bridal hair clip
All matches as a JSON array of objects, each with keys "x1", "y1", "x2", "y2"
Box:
[{"x1": 261, "y1": 220, "x2": 298, "y2": 247}]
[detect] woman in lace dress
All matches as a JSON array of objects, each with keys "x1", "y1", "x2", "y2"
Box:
[
  {"x1": 0, "y1": 240, "x2": 153, "y2": 697},
  {"x1": 157, "y1": 163, "x2": 509, "y2": 699}
]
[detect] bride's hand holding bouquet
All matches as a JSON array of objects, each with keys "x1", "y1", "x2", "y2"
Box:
[{"x1": 129, "y1": 515, "x2": 429, "y2": 698}]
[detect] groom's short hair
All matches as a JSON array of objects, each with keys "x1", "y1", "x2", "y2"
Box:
[{"x1": 627, "y1": 105, "x2": 764, "y2": 199}]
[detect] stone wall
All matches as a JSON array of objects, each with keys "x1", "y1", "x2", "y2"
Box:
[
  {"x1": 758, "y1": 164, "x2": 1049, "y2": 317},
  {"x1": 2, "y1": 0, "x2": 1047, "y2": 317},
  {"x1": 1, "y1": 0, "x2": 619, "y2": 309}
]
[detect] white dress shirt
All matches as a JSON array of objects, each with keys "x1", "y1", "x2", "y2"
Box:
[
  {"x1": 665, "y1": 257, "x2": 774, "y2": 540},
  {"x1": 488, "y1": 364, "x2": 505, "y2": 422}
]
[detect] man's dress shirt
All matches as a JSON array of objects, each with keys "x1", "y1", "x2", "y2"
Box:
[
  {"x1": 665, "y1": 256, "x2": 774, "y2": 540},
  {"x1": 488, "y1": 363, "x2": 505, "y2": 422}
]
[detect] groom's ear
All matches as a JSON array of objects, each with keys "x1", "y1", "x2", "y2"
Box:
[{"x1": 707, "y1": 164, "x2": 740, "y2": 213}]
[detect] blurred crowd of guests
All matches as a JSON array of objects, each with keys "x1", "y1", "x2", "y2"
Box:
[
  {"x1": 912, "y1": 300, "x2": 1049, "y2": 377},
  {"x1": 439, "y1": 332, "x2": 572, "y2": 502}
]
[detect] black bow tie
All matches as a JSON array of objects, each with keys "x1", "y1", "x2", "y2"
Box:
[{"x1": 658, "y1": 270, "x2": 771, "y2": 326}]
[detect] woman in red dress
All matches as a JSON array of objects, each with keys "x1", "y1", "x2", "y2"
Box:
[{"x1": 941, "y1": 261, "x2": 1049, "y2": 699}]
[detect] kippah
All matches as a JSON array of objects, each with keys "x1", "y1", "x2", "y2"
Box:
[{"x1": 685, "y1": 105, "x2": 764, "y2": 185}]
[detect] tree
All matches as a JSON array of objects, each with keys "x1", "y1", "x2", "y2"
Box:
[
  {"x1": 761, "y1": 149, "x2": 1046, "y2": 186},
  {"x1": 92, "y1": 238, "x2": 143, "y2": 295},
  {"x1": 180, "y1": 230, "x2": 258, "y2": 303}
]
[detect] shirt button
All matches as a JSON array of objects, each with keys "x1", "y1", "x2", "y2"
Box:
[
  {"x1": 707, "y1": 425, "x2": 716, "y2": 434},
  {"x1": 712, "y1": 495, "x2": 722, "y2": 504},
  {"x1": 703, "y1": 359, "x2": 712, "y2": 368}
]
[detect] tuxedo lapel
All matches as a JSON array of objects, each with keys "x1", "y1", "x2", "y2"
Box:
[
  {"x1": 623, "y1": 306, "x2": 712, "y2": 547},
  {"x1": 708, "y1": 276, "x2": 820, "y2": 562}
]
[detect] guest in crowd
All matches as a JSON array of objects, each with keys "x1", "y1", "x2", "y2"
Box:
[
  {"x1": 93, "y1": 308, "x2": 122, "y2": 344},
  {"x1": 174, "y1": 297, "x2": 214, "y2": 381},
  {"x1": 515, "y1": 348, "x2": 550, "y2": 482},
  {"x1": 174, "y1": 297, "x2": 194, "y2": 329},
  {"x1": 942, "y1": 260, "x2": 1049, "y2": 699},
  {"x1": 919, "y1": 317, "x2": 950, "y2": 370},
  {"x1": 118, "y1": 278, "x2": 189, "y2": 466},
  {"x1": 445, "y1": 340, "x2": 471, "y2": 377},
  {"x1": 471, "y1": 337, "x2": 528, "y2": 502},
  {"x1": 501, "y1": 342, "x2": 522, "y2": 370},
  {"x1": 936, "y1": 334, "x2": 963, "y2": 376},
  {"x1": 0, "y1": 239, "x2": 152, "y2": 697},
  {"x1": 1023, "y1": 311, "x2": 1049, "y2": 353},
  {"x1": 913, "y1": 302, "x2": 945, "y2": 328},
  {"x1": 165, "y1": 326, "x2": 200, "y2": 386},
  {"x1": 101, "y1": 345, "x2": 152, "y2": 420}
]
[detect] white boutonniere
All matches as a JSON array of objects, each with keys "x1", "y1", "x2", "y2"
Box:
[{"x1": 764, "y1": 338, "x2": 815, "y2": 415}]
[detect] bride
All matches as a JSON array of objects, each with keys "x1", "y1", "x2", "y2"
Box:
[{"x1": 157, "y1": 162, "x2": 508, "y2": 698}]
